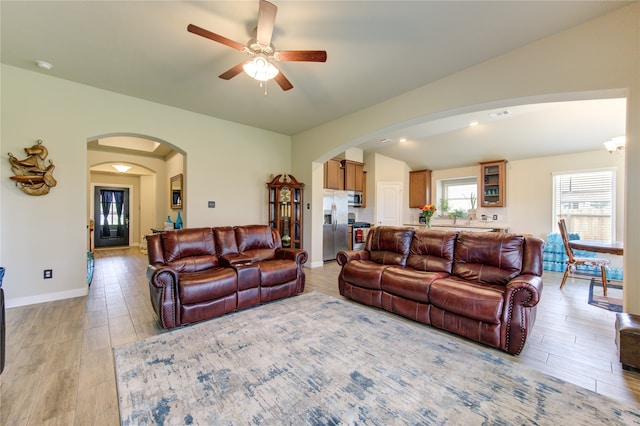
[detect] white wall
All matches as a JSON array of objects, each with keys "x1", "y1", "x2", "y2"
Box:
[
  {"x1": 292, "y1": 5, "x2": 639, "y2": 313},
  {"x1": 1, "y1": 66, "x2": 290, "y2": 307}
]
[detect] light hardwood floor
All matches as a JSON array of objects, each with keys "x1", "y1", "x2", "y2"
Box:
[{"x1": 1, "y1": 247, "x2": 639, "y2": 424}]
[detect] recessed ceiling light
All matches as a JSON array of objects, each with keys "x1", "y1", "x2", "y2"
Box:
[
  {"x1": 469, "y1": 121, "x2": 479, "y2": 127},
  {"x1": 399, "y1": 138, "x2": 407, "y2": 143},
  {"x1": 35, "y1": 60, "x2": 53, "y2": 70}
]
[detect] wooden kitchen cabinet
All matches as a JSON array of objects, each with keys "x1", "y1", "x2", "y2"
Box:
[
  {"x1": 342, "y1": 160, "x2": 365, "y2": 192},
  {"x1": 479, "y1": 160, "x2": 506, "y2": 207},
  {"x1": 323, "y1": 158, "x2": 343, "y2": 190},
  {"x1": 409, "y1": 169, "x2": 432, "y2": 208}
]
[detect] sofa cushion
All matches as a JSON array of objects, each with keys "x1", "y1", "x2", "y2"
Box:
[
  {"x1": 367, "y1": 226, "x2": 415, "y2": 266},
  {"x1": 162, "y1": 228, "x2": 219, "y2": 272},
  {"x1": 381, "y1": 266, "x2": 448, "y2": 303},
  {"x1": 406, "y1": 229, "x2": 457, "y2": 273},
  {"x1": 429, "y1": 278, "x2": 505, "y2": 324},
  {"x1": 235, "y1": 225, "x2": 277, "y2": 261},
  {"x1": 453, "y1": 232, "x2": 524, "y2": 285},
  {"x1": 341, "y1": 260, "x2": 388, "y2": 290},
  {"x1": 213, "y1": 226, "x2": 239, "y2": 257},
  {"x1": 178, "y1": 267, "x2": 237, "y2": 304},
  {"x1": 258, "y1": 259, "x2": 299, "y2": 287}
]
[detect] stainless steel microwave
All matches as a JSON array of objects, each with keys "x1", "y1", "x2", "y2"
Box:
[{"x1": 347, "y1": 191, "x2": 363, "y2": 207}]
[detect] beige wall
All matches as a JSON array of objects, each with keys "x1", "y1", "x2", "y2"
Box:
[
  {"x1": 292, "y1": 5, "x2": 639, "y2": 313},
  {"x1": 1, "y1": 66, "x2": 290, "y2": 306}
]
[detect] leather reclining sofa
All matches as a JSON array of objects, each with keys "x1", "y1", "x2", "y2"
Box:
[
  {"x1": 146, "y1": 225, "x2": 307, "y2": 328},
  {"x1": 337, "y1": 226, "x2": 544, "y2": 355}
]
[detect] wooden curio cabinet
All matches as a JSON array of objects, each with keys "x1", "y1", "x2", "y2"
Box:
[
  {"x1": 267, "y1": 174, "x2": 304, "y2": 249},
  {"x1": 480, "y1": 160, "x2": 507, "y2": 207}
]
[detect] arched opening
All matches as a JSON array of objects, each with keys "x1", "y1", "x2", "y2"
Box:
[{"x1": 86, "y1": 134, "x2": 186, "y2": 252}]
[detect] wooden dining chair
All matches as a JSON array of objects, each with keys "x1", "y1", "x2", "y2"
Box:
[{"x1": 558, "y1": 218, "x2": 610, "y2": 296}]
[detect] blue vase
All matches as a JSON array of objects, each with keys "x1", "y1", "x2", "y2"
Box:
[{"x1": 175, "y1": 211, "x2": 183, "y2": 229}]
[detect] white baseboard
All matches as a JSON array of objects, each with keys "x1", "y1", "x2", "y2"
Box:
[
  {"x1": 308, "y1": 260, "x2": 325, "y2": 268},
  {"x1": 5, "y1": 287, "x2": 88, "y2": 309}
]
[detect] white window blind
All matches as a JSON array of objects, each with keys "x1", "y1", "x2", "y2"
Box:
[{"x1": 553, "y1": 170, "x2": 615, "y2": 240}]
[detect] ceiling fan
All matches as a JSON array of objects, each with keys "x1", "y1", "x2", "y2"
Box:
[{"x1": 187, "y1": 0, "x2": 327, "y2": 92}]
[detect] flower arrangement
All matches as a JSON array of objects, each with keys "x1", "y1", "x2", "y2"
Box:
[
  {"x1": 419, "y1": 204, "x2": 437, "y2": 217},
  {"x1": 419, "y1": 204, "x2": 437, "y2": 227}
]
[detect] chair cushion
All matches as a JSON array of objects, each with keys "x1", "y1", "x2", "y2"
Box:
[
  {"x1": 178, "y1": 267, "x2": 237, "y2": 304},
  {"x1": 429, "y1": 278, "x2": 504, "y2": 324}
]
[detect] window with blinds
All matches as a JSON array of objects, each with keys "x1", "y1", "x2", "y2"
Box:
[
  {"x1": 552, "y1": 170, "x2": 615, "y2": 240},
  {"x1": 443, "y1": 177, "x2": 477, "y2": 212}
]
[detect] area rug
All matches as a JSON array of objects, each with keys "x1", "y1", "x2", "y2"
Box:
[
  {"x1": 114, "y1": 292, "x2": 639, "y2": 425},
  {"x1": 589, "y1": 279, "x2": 623, "y2": 312}
]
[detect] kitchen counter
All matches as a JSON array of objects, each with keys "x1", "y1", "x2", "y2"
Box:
[{"x1": 404, "y1": 222, "x2": 509, "y2": 233}]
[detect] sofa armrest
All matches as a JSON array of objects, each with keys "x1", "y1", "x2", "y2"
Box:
[
  {"x1": 336, "y1": 250, "x2": 369, "y2": 266},
  {"x1": 146, "y1": 263, "x2": 179, "y2": 289},
  {"x1": 146, "y1": 264, "x2": 180, "y2": 328},
  {"x1": 275, "y1": 248, "x2": 308, "y2": 265},
  {"x1": 505, "y1": 274, "x2": 543, "y2": 308}
]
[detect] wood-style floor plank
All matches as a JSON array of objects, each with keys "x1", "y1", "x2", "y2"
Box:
[{"x1": 1, "y1": 247, "x2": 638, "y2": 425}]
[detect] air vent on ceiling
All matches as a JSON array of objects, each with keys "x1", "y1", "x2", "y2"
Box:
[
  {"x1": 489, "y1": 110, "x2": 512, "y2": 119},
  {"x1": 381, "y1": 138, "x2": 393, "y2": 144}
]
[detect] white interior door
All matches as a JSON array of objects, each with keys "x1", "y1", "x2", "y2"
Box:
[{"x1": 376, "y1": 182, "x2": 402, "y2": 226}]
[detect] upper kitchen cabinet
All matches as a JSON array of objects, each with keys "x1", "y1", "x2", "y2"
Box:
[
  {"x1": 480, "y1": 160, "x2": 507, "y2": 207},
  {"x1": 341, "y1": 160, "x2": 365, "y2": 192},
  {"x1": 409, "y1": 169, "x2": 432, "y2": 208},
  {"x1": 323, "y1": 158, "x2": 343, "y2": 190}
]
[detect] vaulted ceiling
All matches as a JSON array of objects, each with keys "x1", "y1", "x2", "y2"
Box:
[{"x1": 1, "y1": 1, "x2": 629, "y2": 169}]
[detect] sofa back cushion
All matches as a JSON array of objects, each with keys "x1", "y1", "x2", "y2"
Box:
[
  {"x1": 366, "y1": 226, "x2": 415, "y2": 266},
  {"x1": 406, "y1": 229, "x2": 457, "y2": 273},
  {"x1": 161, "y1": 227, "x2": 219, "y2": 272},
  {"x1": 453, "y1": 231, "x2": 523, "y2": 285},
  {"x1": 213, "y1": 226, "x2": 239, "y2": 257},
  {"x1": 235, "y1": 225, "x2": 279, "y2": 261}
]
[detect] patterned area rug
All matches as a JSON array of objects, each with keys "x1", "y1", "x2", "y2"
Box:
[
  {"x1": 589, "y1": 279, "x2": 623, "y2": 312},
  {"x1": 114, "y1": 292, "x2": 639, "y2": 425}
]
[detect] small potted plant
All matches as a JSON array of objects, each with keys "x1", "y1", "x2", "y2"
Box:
[{"x1": 466, "y1": 192, "x2": 477, "y2": 220}]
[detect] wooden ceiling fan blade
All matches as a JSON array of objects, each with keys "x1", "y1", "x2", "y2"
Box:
[
  {"x1": 274, "y1": 71, "x2": 293, "y2": 91},
  {"x1": 256, "y1": 0, "x2": 277, "y2": 46},
  {"x1": 219, "y1": 62, "x2": 246, "y2": 80},
  {"x1": 276, "y1": 50, "x2": 327, "y2": 62},
  {"x1": 187, "y1": 24, "x2": 245, "y2": 52}
]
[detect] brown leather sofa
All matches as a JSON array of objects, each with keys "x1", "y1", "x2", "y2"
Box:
[
  {"x1": 146, "y1": 225, "x2": 307, "y2": 328},
  {"x1": 337, "y1": 226, "x2": 544, "y2": 355}
]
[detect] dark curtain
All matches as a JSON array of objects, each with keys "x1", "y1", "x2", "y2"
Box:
[
  {"x1": 114, "y1": 191, "x2": 125, "y2": 237},
  {"x1": 100, "y1": 190, "x2": 113, "y2": 237}
]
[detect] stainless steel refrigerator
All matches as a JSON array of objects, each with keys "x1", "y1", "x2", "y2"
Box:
[{"x1": 323, "y1": 189, "x2": 349, "y2": 261}]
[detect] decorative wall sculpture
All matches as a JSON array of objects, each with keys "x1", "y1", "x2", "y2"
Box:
[{"x1": 8, "y1": 140, "x2": 57, "y2": 196}]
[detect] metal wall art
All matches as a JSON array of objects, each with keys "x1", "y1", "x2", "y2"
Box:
[{"x1": 8, "y1": 140, "x2": 57, "y2": 196}]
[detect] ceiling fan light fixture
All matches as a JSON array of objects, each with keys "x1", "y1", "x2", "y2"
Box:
[
  {"x1": 243, "y1": 54, "x2": 279, "y2": 81},
  {"x1": 603, "y1": 136, "x2": 625, "y2": 153}
]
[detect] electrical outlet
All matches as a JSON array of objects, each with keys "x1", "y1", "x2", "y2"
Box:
[
  {"x1": 208, "y1": 201, "x2": 216, "y2": 208},
  {"x1": 43, "y1": 269, "x2": 53, "y2": 279}
]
